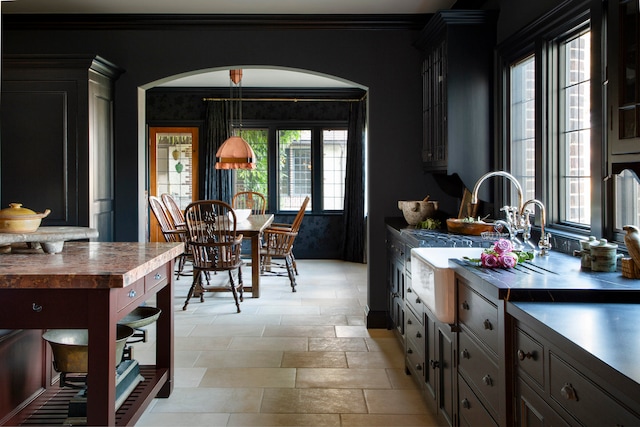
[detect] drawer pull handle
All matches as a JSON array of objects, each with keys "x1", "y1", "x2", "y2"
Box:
[
  {"x1": 407, "y1": 319, "x2": 412, "y2": 325},
  {"x1": 154, "y1": 273, "x2": 162, "y2": 280},
  {"x1": 415, "y1": 364, "x2": 422, "y2": 371},
  {"x1": 517, "y1": 349, "x2": 533, "y2": 361},
  {"x1": 415, "y1": 298, "x2": 421, "y2": 304},
  {"x1": 128, "y1": 290, "x2": 137, "y2": 298},
  {"x1": 32, "y1": 303, "x2": 43, "y2": 312},
  {"x1": 482, "y1": 374, "x2": 493, "y2": 386},
  {"x1": 460, "y1": 349, "x2": 470, "y2": 359},
  {"x1": 461, "y1": 398, "x2": 471, "y2": 409},
  {"x1": 407, "y1": 287, "x2": 412, "y2": 293},
  {"x1": 416, "y1": 331, "x2": 422, "y2": 338},
  {"x1": 561, "y1": 383, "x2": 579, "y2": 401},
  {"x1": 483, "y1": 319, "x2": 493, "y2": 330},
  {"x1": 461, "y1": 301, "x2": 470, "y2": 310},
  {"x1": 430, "y1": 359, "x2": 439, "y2": 369}
]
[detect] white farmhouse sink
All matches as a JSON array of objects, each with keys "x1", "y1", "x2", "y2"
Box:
[{"x1": 411, "y1": 247, "x2": 484, "y2": 324}]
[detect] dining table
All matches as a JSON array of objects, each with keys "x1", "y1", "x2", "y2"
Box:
[{"x1": 235, "y1": 213, "x2": 273, "y2": 298}]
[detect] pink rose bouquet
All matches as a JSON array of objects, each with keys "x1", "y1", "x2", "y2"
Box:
[{"x1": 465, "y1": 238, "x2": 533, "y2": 269}]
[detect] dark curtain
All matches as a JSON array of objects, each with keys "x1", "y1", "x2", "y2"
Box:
[
  {"x1": 203, "y1": 101, "x2": 233, "y2": 203},
  {"x1": 341, "y1": 98, "x2": 366, "y2": 263}
]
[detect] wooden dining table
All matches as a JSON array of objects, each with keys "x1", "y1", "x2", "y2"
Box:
[{"x1": 235, "y1": 214, "x2": 273, "y2": 298}]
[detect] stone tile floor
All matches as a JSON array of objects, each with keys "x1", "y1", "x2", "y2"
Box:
[{"x1": 134, "y1": 259, "x2": 439, "y2": 426}]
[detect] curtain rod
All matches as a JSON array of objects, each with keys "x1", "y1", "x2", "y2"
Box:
[{"x1": 202, "y1": 96, "x2": 365, "y2": 102}]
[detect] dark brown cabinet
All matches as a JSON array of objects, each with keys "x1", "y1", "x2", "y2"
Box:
[
  {"x1": 1, "y1": 55, "x2": 122, "y2": 241},
  {"x1": 415, "y1": 10, "x2": 496, "y2": 187}
]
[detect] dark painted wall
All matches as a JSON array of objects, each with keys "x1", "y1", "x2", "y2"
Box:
[{"x1": 0, "y1": 0, "x2": 565, "y2": 326}]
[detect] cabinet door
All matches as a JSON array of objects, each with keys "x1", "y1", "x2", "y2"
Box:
[
  {"x1": 609, "y1": 0, "x2": 640, "y2": 156},
  {"x1": 516, "y1": 379, "x2": 571, "y2": 427},
  {"x1": 438, "y1": 322, "x2": 456, "y2": 427},
  {"x1": 422, "y1": 38, "x2": 447, "y2": 170}
]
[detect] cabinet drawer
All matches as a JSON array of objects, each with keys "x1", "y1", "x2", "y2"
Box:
[
  {"x1": 406, "y1": 338, "x2": 425, "y2": 384},
  {"x1": 405, "y1": 283, "x2": 424, "y2": 324},
  {"x1": 458, "y1": 375, "x2": 498, "y2": 427},
  {"x1": 405, "y1": 308, "x2": 425, "y2": 357},
  {"x1": 117, "y1": 279, "x2": 145, "y2": 312},
  {"x1": 458, "y1": 330, "x2": 499, "y2": 418},
  {"x1": 549, "y1": 352, "x2": 640, "y2": 426},
  {"x1": 145, "y1": 263, "x2": 170, "y2": 293},
  {"x1": 515, "y1": 327, "x2": 544, "y2": 389},
  {"x1": 516, "y1": 378, "x2": 571, "y2": 427},
  {"x1": 458, "y1": 283, "x2": 498, "y2": 353}
]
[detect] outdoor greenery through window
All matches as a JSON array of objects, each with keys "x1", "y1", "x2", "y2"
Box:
[{"x1": 233, "y1": 126, "x2": 348, "y2": 212}]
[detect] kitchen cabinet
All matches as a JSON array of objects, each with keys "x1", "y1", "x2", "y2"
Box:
[
  {"x1": 608, "y1": 0, "x2": 640, "y2": 160},
  {"x1": 1, "y1": 55, "x2": 123, "y2": 242},
  {"x1": 509, "y1": 302, "x2": 640, "y2": 426},
  {"x1": 0, "y1": 242, "x2": 183, "y2": 426},
  {"x1": 456, "y1": 275, "x2": 504, "y2": 426},
  {"x1": 414, "y1": 10, "x2": 496, "y2": 188},
  {"x1": 386, "y1": 227, "x2": 412, "y2": 341}
]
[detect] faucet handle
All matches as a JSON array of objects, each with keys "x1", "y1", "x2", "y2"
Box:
[{"x1": 538, "y1": 233, "x2": 552, "y2": 256}]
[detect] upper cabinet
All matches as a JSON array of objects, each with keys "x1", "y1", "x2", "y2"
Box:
[
  {"x1": 1, "y1": 55, "x2": 123, "y2": 241},
  {"x1": 609, "y1": 0, "x2": 640, "y2": 164},
  {"x1": 415, "y1": 10, "x2": 496, "y2": 188}
]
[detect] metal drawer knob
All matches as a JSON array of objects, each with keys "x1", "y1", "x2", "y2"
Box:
[
  {"x1": 461, "y1": 398, "x2": 471, "y2": 409},
  {"x1": 430, "y1": 359, "x2": 439, "y2": 369},
  {"x1": 128, "y1": 290, "x2": 137, "y2": 298},
  {"x1": 416, "y1": 331, "x2": 422, "y2": 338},
  {"x1": 518, "y1": 349, "x2": 533, "y2": 361},
  {"x1": 408, "y1": 348, "x2": 413, "y2": 354},
  {"x1": 154, "y1": 273, "x2": 162, "y2": 280},
  {"x1": 415, "y1": 364, "x2": 422, "y2": 371},
  {"x1": 483, "y1": 319, "x2": 493, "y2": 330},
  {"x1": 407, "y1": 319, "x2": 412, "y2": 325},
  {"x1": 460, "y1": 349, "x2": 470, "y2": 359},
  {"x1": 32, "y1": 303, "x2": 43, "y2": 312},
  {"x1": 461, "y1": 301, "x2": 470, "y2": 310},
  {"x1": 561, "y1": 383, "x2": 579, "y2": 401},
  {"x1": 407, "y1": 287, "x2": 412, "y2": 293},
  {"x1": 482, "y1": 374, "x2": 493, "y2": 386}
]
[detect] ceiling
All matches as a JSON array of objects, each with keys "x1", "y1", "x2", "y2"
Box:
[
  {"x1": 1, "y1": 0, "x2": 457, "y2": 15},
  {"x1": 1, "y1": 0, "x2": 457, "y2": 89}
]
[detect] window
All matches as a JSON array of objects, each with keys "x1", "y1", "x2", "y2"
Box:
[
  {"x1": 509, "y1": 55, "x2": 536, "y2": 204},
  {"x1": 559, "y1": 30, "x2": 591, "y2": 225},
  {"x1": 502, "y1": 11, "x2": 591, "y2": 235},
  {"x1": 232, "y1": 124, "x2": 348, "y2": 212}
]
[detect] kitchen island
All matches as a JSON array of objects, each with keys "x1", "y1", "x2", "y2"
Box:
[{"x1": 0, "y1": 241, "x2": 184, "y2": 426}]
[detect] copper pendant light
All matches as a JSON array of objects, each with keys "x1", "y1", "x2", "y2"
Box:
[{"x1": 215, "y1": 69, "x2": 257, "y2": 170}]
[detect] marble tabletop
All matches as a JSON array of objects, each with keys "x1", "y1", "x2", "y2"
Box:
[{"x1": 0, "y1": 241, "x2": 184, "y2": 289}]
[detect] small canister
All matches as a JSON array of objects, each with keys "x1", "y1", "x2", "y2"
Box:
[
  {"x1": 578, "y1": 236, "x2": 597, "y2": 270},
  {"x1": 590, "y1": 238, "x2": 622, "y2": 272}
]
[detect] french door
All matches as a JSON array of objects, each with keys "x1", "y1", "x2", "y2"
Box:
[{"x1": 149, "y1": 127, "x2": 199, "y2": 242}]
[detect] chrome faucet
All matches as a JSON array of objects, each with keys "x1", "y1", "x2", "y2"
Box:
[
  {"x1": 470, "y1": 171, "x2": 526, "y2": 247},
  {"x1": 520, "y1": 199, "x2": 551, "y2": 256}
]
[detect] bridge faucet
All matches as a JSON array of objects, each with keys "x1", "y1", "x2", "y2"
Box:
[{"x1": 520, "y1": 199, "x2": 551, "y2": 256}]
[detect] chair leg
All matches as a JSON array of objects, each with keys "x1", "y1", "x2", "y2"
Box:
[
  {"x1": 285, "y1": 254, "x2": 297, "y2": 292},
  {"x1": 290, "y1": 253, "x2": 298, "y2": 275},
  {"x1": 183, "y1": 271, "x2": 201, "y2": 310},
  {"x1": 228, "y1": 270, "x2": 241, "y2": 313},
  {"x1": 238, "y1": 266, "x2": 244, "y2": 302}
]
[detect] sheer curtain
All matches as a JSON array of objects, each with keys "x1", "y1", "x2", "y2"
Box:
[
  {"x1": 342, "y1": 98, "x2": 366, "y2": 263},
  {"x1": 203, "y1": 100, "x2": 233, "y2": 203}
]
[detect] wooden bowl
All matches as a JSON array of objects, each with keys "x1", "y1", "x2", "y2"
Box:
[{"x1": 446, "y1": 218, "x2": 496, "y2": 236}]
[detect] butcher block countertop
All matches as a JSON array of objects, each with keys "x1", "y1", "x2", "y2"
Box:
[{"x1": 0, "y1": 241, "x2": 184, "y2": 289}]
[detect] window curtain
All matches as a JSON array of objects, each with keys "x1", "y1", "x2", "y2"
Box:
[
  {"x1": 341, "y1": 98, "x2": 366, "y2": 263},
  {"x1": 203, "y1": 100, "x2": 233, "y2": 203}
]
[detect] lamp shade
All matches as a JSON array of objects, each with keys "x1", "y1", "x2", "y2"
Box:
[{"x1": 215, "y1": 136, "x2": 257, "y2": 170}]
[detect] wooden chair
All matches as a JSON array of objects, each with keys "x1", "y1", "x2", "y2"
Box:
[
  {"x1": 149, "y1": 195, "x2": 191, "y2": 280},
  {"x1": 161, "y1": 193, "x2": 186, "y2": 229},
  {"x1": 260, "y1": 196, "x2": 309, "y2": 292},
  {"x1": 182, "y1": 200, "x2": 244, "y2": 312},
  {"x1": 232, "y1": 191, "x2": 267, "y2": 215}
]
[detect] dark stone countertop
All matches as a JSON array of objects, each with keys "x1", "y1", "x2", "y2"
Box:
[
  {"x1": 508, "y1": 301, "x2": 640, "y2": 390},
  {"x1": 450, "y1": 250, "x2": 640, "y2": 303}
]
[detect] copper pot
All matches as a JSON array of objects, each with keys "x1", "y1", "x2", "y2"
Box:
[{"x1": 0, "y1": 203, "x2": 51, "y2": 233}]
